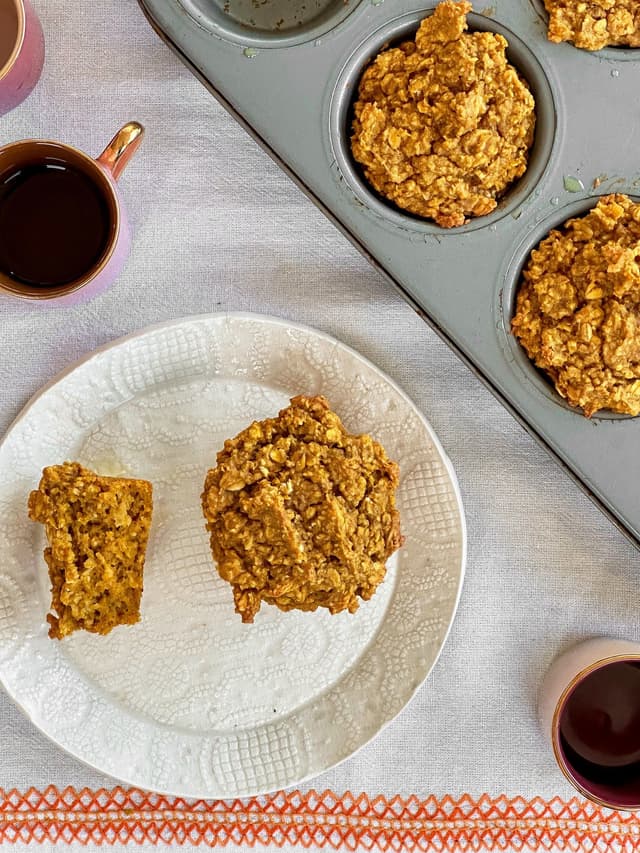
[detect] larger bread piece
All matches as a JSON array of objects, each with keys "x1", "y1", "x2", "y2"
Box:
[
  {"x1": 201, "y1": 395, "x2": 403, "y2": 623},
  {"x1": 28, "y1": 462, "x2": 153, "y2": 639}
]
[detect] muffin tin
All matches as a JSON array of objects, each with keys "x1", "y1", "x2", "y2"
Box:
[{"x1": 137, "y1": 0, "x2": 640, "y2": 547}]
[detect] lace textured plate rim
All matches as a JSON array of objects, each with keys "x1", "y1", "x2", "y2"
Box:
[{"x1": 0, "y1": 312, "x2": 466, "y2": 798}]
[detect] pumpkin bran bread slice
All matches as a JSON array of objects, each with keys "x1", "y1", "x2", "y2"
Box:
[{"x1": 28, "y1": 462, "x2": 153, "y2": 639}]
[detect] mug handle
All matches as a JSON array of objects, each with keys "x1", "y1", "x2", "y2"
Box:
[{"x1": 96, "y1": 122, "x2": 144, "y2": 181}]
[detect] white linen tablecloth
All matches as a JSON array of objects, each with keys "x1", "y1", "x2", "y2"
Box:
[{"x1": 0, "y1": 0, "x2": 639, "y2": 848}]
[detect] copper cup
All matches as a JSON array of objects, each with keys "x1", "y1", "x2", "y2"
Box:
[{"x1": 0, "y1": 123, "x2": 144, "y2": 306}]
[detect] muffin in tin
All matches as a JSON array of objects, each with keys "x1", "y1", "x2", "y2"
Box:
[
  {"x1": 350, "y1": 0, "x2": 536, "y2": 228},
  {"x1": 544, "y1": 0, "x2": 640, "y2": 50},
  {"x1": 512, "y1": 194, "x2": 640, "y2": 418}
]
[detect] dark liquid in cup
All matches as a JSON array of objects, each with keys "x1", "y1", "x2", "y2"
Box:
[
  {"x1": 0, "y1": 162, "x2": 111, "y2": 287},
  {"x1": 560, "y1": 661, "x2": 640, "y2": 793},
  {"x1": 0, "y1": 2, "x2": 19, "y2": 70}
]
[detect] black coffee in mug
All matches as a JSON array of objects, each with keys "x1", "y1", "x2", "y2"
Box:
[
  {"x1": 558, "y1": 660, "x2": 640, "y2": 806},
  {"x1": 0, "y1": 159, "x2": 111, "y2": 287}
]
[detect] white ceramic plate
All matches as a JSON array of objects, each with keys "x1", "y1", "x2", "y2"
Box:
[{"x1": 0, "y1": 313, "x2": 465, "y2": 798}]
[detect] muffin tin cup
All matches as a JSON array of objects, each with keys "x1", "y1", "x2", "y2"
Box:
[
  {"x1": 177, "y1": 0, "x2": 364, "y2": 48},
  {"x1": 529, "y1": 0, "x2": 640, "y2": 62},
  {"x1": 329, "y1": 7, "x2": 558, "y2": 235},
  {"x1": 139, "y1": 0, "x2": 640, "y2": 545},
  {"x1": 497, "y1": 194, "x2": 640, "y2": 422}
]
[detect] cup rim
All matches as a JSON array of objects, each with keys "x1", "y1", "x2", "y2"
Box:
[
  {"x1": 0, "y1": 139, "x2": 121, "y2": 300},
  {"x1": 551, "y1": 652, "x2": 640, "y2": 810},
  {"x1": 0, "y1": 0, "x2": 26, "y2": 83}
]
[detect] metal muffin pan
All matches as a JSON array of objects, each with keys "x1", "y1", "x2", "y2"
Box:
[{"x1": 138, "y1": 0, "x2": 640, "y2": 546}]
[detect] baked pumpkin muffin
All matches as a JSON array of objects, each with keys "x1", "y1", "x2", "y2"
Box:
[
  {"x1": 28, "y1": 462, "x2": 153, "y2": 639},
  {"x1": 544, "y1": 0, "x2": 640, "y2": 50},
  {"x1": 201, "y1": 395, "x2": 403, "y2": 623},
  {"x1": 512, "y1": 194, "x2": 640, "y2": 417},
  {"x1": 350, "y1": 0, "x2": 536, "y2": 227}
]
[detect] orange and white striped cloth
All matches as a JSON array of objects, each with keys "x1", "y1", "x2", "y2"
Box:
[{"x1": 2, "y1": 788, "x2": 640, "y2": 851}]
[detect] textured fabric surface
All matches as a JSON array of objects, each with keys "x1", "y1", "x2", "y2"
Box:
[
  {"x1": 0, "y1": 0, "x2": 639, "y2": 844},
  {"x1": 3, "y1": 788, "x2": 640, "y2": 850}
]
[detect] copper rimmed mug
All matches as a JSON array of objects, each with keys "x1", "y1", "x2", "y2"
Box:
[
  {"x1": 539, "y1": 638, "x2": 640, "y2": 810},
  {"x1": 0, "y1": 123, "x2": 144, "y2": 306},
  {"x1": 0, "y1": 0, "x2": 44, "y2": 116}
]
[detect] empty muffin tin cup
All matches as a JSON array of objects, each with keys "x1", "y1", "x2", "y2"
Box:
[
  {"x1": 178, "y1": 0, "x2": 362, "y2": 47},
  {"x1": 329, "y1": 8, "x2": 558, "y2": 235},
  {"x1": 501, "y1": 194, "x2": 640, "y2": 420}
]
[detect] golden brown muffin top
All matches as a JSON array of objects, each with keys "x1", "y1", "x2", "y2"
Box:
[
  {"x1": 512, "y1": 194, "x2": 640, "y2": 417},
  {"x1": 202, "y1": 395, "x2": 403, "y2": 623},
  {"x1": 544, "y1": 0, "x2": 640, "y2": 50},
  {"x1": 350, "y1": 0, "x2": 536, "y2": 227}
]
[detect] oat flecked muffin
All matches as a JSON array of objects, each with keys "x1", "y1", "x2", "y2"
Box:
[
  {"x1": 28, "y1": 462, "x2": 153, "y2": 639},
  {"x1": 201, "y1": 395, "x2": 403, "y2": 623},
  {"x1": 512, "y1": 194, "x2": 640, "y2": 417},
  {"x1": 350, "y1": 0, "x2": 536, "y2": 228},
  {"x1": 544, "y1": 0, "x2": 640, "y2": 50}
]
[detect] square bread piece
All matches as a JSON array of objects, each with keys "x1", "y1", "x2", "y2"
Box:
[{"x1": 28, "y1": 462, "x2": 153, "y2": 639}]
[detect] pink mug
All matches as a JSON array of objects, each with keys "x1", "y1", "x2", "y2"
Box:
[
  {"x1": 0, "y1": 0, "x2": 44, "y2": 116},
  {"x1": 539, "y1": 638, "x2": 640, "y2": 810},
  {"x1": 0, "y1": 123, "x2": 144, "y2": 306}
]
